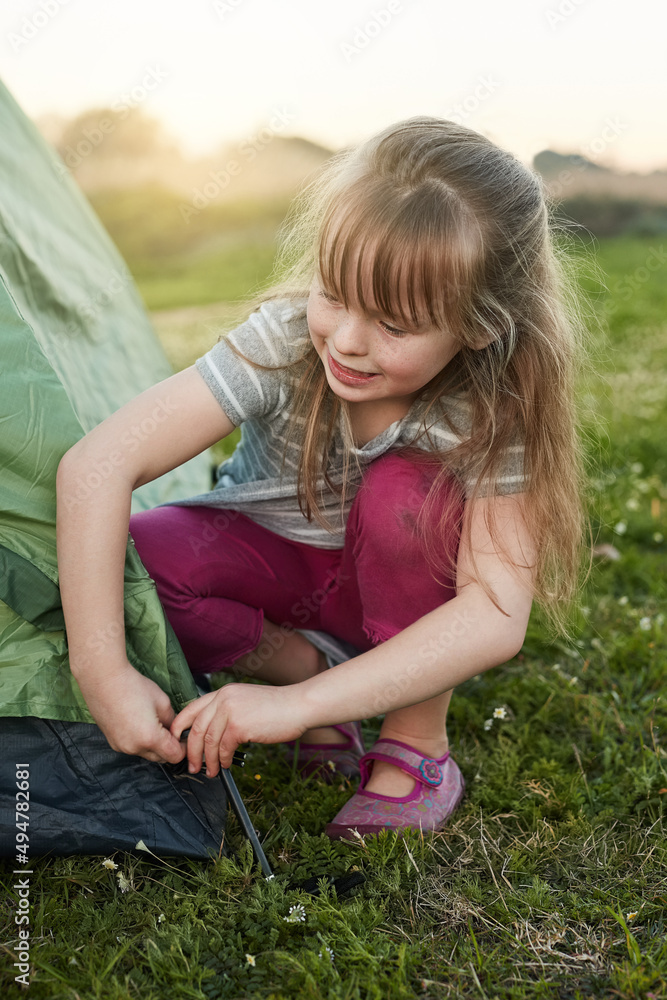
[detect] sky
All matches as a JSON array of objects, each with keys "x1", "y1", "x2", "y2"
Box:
[{"x1": 0, "y1": 0, "x2": 663, "y2": 172}]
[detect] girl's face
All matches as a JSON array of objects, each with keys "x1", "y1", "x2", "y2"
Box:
[{"x1": 307, "y1": 274, "x2": 461, "y2": 411}]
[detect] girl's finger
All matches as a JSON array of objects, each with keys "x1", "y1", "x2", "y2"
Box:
[
  {"x1": 184, "y1": 701, "x2": 225, "y2": 775},
  {"x1": 201, "y1": 711, "x2": 230, "y2": 777},
  {"x1": 217, "y1": 728, "x2": 241, "y2": 772},
  {"x1": 170, "y1": 693, "x2": 215, "y2": 741}
]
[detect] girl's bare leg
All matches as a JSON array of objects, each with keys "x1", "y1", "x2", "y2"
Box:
[
  {"x1": 228, "y1": 619, "x2": 348, "y2": 744},
  {"x1": 363, "y1": 690, "x2": 453, "y2": 796}
]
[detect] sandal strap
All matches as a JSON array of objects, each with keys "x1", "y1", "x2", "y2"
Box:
[{"x1": 359, "y1": 738, "x2": 448, "y2": 788}]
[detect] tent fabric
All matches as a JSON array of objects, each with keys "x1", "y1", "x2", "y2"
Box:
[
  {"x1": 0, "y1": 80, "x2": 228, "y2": 856},
  {"x1": 0, "y1": 77, "x2": 212, "y2": 724}
]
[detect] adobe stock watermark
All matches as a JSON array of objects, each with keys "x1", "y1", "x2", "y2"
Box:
[
  {"x1": 56, "y1": 66, "x2": 169, "y2": 178},
  {"x1": 8, "y1": 0, "x2": 73, "y2": 53},
  {"x1": 546, "y1": 116, "x2": 628, "y2": 200},
  {"x1": 61, "y1": 395, "x2": 183, "y2": 512},
  {"x1": 212, "y1": 0, "x2": 247, "y2": 17},
  {"x1": 188, "y1": 508, "x2": 243, "y2": 557},
  {"x1": 12, "y1": 763, "x2": 32, "y2": 986},
  {"x1": 50, "y1": 266, "x2": 134, "y2": 351},
  {"x1": 340, "y1": 1, "x2": 404, "y2": 63},
  {"x1": 545, "y1": 0, "x2": 588, "y2": 29},
  {"x1": 178, "y1": 107, "x2": 296, "y2": 224},
  {"x1": 443, "y1": 74, "x2": 501, "y2": 126},
  {"x1": 371, "y1": 606, "x2": 478, "y2": 714},
  {"x1": 601, "y1": 245, "x2": 667, "y2": 320}
]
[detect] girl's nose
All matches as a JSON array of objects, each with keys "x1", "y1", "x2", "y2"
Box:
[{"x1": 332, "y1": 313, "x2": 370, "y2": 358}]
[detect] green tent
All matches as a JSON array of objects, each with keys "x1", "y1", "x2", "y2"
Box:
[{"x1": 0, "y1": 79, "x2": 228, "y2": 857}]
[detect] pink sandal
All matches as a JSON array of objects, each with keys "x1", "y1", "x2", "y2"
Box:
[
  {"x1": 325, "y1": 737, "x2": 465, "y2": 840},
  {"x1": 284, "y1": 721, "x2": 365, "y2": 781}
]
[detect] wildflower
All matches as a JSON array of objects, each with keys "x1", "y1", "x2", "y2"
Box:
[
  {"x1": 484, "y1": 719, "x2": 493, "y2": 731},
  {"x1": 157, "y1": 914, "x2": 166, "y2": 924},
  {"x1": 101, "y1": 858, "x2": 118, "y2": 870},
  {"x1": 626, "y1": 498, "x2": 639, "y2": 511},
  {"x1": 618, "y1": 596, "x2": 629, "y2": 605},
  {"x1": 493, "y1": 706, "x2": 507, "y2": 719},
  {"x1": 117, "y1": 872, "x2": 131, "y2": 893},
  {"x1": 626, "y1": 911, "x2": 638, "y2": 922},
  {"x1": 319, "y1": 945, "x2": 335, "y2": 963},
  {"x1": 327, "y1": 759, "x2": 337, "y2": 772},
  {"x1": 569, "y1": 676, "x2": 578, "y2": 685},
  {"x1": 614, "y1": 521, "x2": 627, "y2": 535},
  {"x1": 283, "y1": 904, "x2": 306, "y2": 923},
  {"x1": 654, "y1": 532, "x2": 664, "y2": 543},
  {"x1": 630, "y1": 462, "x2": 643, "y2": 474},
  {"x1": 552, "y1": 662, "x2": 562, "y2": 671},
  {"x1": 245, "y1": 953, "x2": 256, "y2": 966},
  {"x1": 639, "y1": 617, "x2": 651, "y2": 631},
  {"x1": 254, "y1": 773, "x2": 261, "y2": 780}
]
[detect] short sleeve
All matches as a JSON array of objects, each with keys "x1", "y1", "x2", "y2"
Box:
[
  {"x1": 426, "y1": 394, "x2": 527, "y2": 498},
  {"x1": 194, "y1": 299, "x2": 309, "y2": 426},
  {"x1": 465, "y1": 442, "x2": 526, "y2": 497},
  {"x1": 463, "y1": 434, "x2": 527, "y2": 497}
]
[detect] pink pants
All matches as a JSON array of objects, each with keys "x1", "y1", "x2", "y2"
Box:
[{"x1": 129, "y1": 451, "x2": 463, "y2": 676}]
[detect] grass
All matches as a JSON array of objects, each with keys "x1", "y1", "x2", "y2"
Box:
[{"x1": 1, "y1": 231, "x2": 666, "y2": 998}]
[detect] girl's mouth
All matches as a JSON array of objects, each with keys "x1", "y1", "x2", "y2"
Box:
[{"x1": 327, "y1": 351, "x2": 379, "y2": 387}]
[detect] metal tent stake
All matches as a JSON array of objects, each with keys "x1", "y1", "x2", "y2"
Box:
[{"x1": 218, "y1": 761, "x2": 274, "y2": 879}]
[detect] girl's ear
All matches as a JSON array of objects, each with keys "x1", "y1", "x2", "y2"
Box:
[{"x1": 470, "y1": 331, "x2": 496, "y2": 350}]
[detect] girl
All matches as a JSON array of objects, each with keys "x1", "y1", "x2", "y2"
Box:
[{"x1": 56, "y1": 117, "x2": 588, "y2": 841}]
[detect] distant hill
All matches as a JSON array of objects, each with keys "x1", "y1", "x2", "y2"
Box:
[{"x1": 533, "y1": 149, "x2": 667, "y2": 204}]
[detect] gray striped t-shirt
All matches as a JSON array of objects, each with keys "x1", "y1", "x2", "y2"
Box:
[{"x1": 164, "y1": 298, "x2": 526, "y2": 549}]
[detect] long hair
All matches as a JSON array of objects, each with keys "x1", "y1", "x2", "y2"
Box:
[{"x1": 227, "y1": 117, "x2": 593, "y2": 639}]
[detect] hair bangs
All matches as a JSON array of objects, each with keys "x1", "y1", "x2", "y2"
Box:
[{"x1": 318, "y1": 180, "x2": 483, "y2": 335}]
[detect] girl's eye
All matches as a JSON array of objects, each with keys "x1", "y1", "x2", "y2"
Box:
[
  {"x1": 379, "y1": 320, "x2": 408, "y2": 337},
  {"x1": 319, "y1": 289, "x2": 340, "y2": 304}
]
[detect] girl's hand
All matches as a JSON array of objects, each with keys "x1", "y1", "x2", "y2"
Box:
[
  {"x1": 171, "y1": 683, "x2": 309, "y2": 777},
  {"x1": 74, "y1": 662, "x2": 187, "y2": 765}
]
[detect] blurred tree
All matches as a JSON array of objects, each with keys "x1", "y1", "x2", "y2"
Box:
[{"x1": 56, "y1": 106, "x2": 180, "y2": 165}]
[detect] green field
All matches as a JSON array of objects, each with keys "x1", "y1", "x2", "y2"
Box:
[{"x1": 1, "y1": 229, "x2": 666, "y2": 999}]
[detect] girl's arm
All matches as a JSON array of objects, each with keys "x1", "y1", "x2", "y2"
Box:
[
  {"x1": 56, "y1": 366, "x2": 236, "y2": 762},
  {"x1": 172, "y1": 492, "x2": 537, "y2": 774}
]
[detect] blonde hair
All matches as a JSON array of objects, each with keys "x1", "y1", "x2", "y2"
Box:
[{"x1": 231, "y1": 116, "x2": 593, "y2": 639}]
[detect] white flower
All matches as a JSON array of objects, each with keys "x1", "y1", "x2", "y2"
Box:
[
  {"x1": 614, "y1": 521, "x2": 627, "y2": 535},
  {"x1": 552, "y1": 663, "x2": 562, "y2": 671},
  {"x1": 245, "y1": 953, "x2": 256, "y2": 966},
  {"x1": 654, "y1": 532, "x2": 664, "y2": 543},
  {"x1": 117, "y1": 872, "x2": 131, "y2": 893},
  {"x1": 630, "y1": 462, "x2": 643, "y2": 474},
  {"x1": 157, "y1": 914, "x2": 166, "y2": 924},
  {"x1": 569, "y1": 676, "x2": 578, "y2": 685},
  {"x1": 493, "y1": 707, "x2": 507, "y2": 719},
  {"x1": 626, "y1": 498, "x2": 639, "y2": 511},
  {"x1": 283, "y1": 904, "x2": 306, "y2": 923},
  {"x1": 626, "y1": 911, "x2": 638, "y2": 922},
  {"x1": 102, "y1": 858, "x2": 118, "y2": 870},
  {"x1": 319, "y1": 945, "x2": 335, "y2": 963},
  {"x1": 618, "y1": 596, "x2": 629, "y2": 606},
  {"x1": 639, "y1": 617, "x2": 651, "y2": 631},
  {"x1": 484, "y1": 718, "x2": 493, "y2": 731}
]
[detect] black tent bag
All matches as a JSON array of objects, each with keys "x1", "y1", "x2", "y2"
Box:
[{"x1": 1, "y1": 717, "x2": 227, "y2": 859}]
